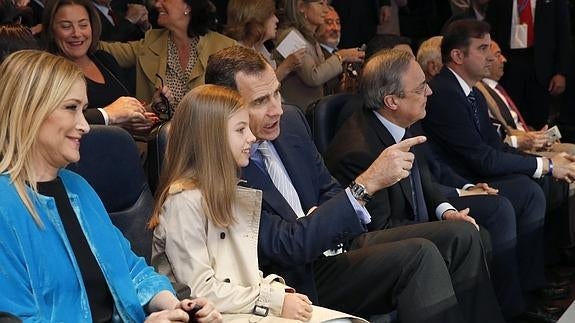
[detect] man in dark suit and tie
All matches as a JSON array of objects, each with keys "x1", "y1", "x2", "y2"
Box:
[
  {"x1": 485, "y1": 0, "x2": 571, "y2": 129},
  {"x1": 91, "y1": 0, "x2": 149, "y2": 41},
  {"x1": 204, "y1": 45, "x2": 504, "y2": 323},
  {"x1": 323, "y1": 48, "x2": 550, "y2": 320},
  {"x1": 476, "y1": 40, "x2": 575, "y2": 155},
  {"x1": 423, "y1": 19, "x2": 575, "y2": 322}
]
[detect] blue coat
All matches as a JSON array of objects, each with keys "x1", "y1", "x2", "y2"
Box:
[
  {"x1": 0, "y1": 169, "x2": 173, "y2": 322},
  {"x1": 240, "y1": 105, "x2": 366, "y2": 302}
]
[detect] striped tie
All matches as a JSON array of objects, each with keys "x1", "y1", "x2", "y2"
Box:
[{"x1": 258, "y1": 142, "x2": 306, "y2": 218}]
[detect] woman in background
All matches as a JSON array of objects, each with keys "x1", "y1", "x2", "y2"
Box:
[
  {"x1": 42, "y1": 0, "x2": 154, "y2": 133},
  {"x1": 0, "y1": 50, "x2": 221, "y2": 323},
  {"x1": 225, "y1": 0, "x2": 304, "y2": 82},
  {"x1": 100, "y1": 0, "x2": 235, "y2": 108},
  {"x1": 277, "y1": 0, "x2": 364, "y2": 110},
  {"x1": 149, "y1": 84, "x2": 365, "y2": 322}
]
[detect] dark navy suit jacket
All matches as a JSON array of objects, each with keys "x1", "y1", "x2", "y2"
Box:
[
  {"x1": 422, "y1": 67, "x2": 537, "y2": 181},
  {"x1": 240, "y1": 105, "x2": 366, "y2": 301},
  {"x1": 325, "y1": 108, "x2": 447, "y2": 230}
]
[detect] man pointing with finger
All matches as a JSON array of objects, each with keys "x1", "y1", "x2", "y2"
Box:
[{"x1": 205, "y1": 46, "x2": 504, "y2": 323}]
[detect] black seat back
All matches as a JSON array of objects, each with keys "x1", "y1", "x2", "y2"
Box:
[
  {"x1": 67, "y1": 125, "x2": 153, "y2": 262},
  {"x1": 306, "y1": 93, "x2": 355, "y2": 156}
]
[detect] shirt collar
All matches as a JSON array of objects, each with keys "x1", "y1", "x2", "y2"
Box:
[
  {"x1": 482, "y1": 78, "x2": 498, "y2": 89},
  {"x1": 319, "y1": 43, "x2": 337, "y2": 53},
  {"x1": 373, "y1": 111, "x2": 405, "y2": 143},
  {"x1": 447, "y1": 67, "x2": 473, "y2": 96}
]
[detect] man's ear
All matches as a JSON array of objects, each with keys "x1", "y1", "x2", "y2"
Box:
[
  {"x1": 450, "y1": 48, "x2": 465, "y2": 65},
  {"x1": 383, "y1": 94, "x2": 399, "y2": 111}
]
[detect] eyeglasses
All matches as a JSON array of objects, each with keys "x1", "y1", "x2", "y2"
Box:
[
  {"x1": 151, "y1": 73, "x2": 173, "y2": 122},
  {"x1": 399, "y1": 82, "x2": 430, "y2": 97}
]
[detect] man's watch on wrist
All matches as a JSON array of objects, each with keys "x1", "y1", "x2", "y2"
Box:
[{"x1": 349, "y1": 181, "x2": 373, "y2": 203}]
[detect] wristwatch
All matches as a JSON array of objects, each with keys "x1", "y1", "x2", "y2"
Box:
[{"x1": 349, "y1": 181, "x2": 373, "y2": 203}]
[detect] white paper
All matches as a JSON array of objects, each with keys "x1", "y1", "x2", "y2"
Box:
[
  {"x1": 547, "y1": 125, "x2": 562, "y2": 142},
  {"x1": 276, "y1": 29, "x2": 308, "y2": 58}
]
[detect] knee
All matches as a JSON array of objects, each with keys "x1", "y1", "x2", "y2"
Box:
[{"x1": 405, "y1": 237, "x2": 443, "y2": 264}]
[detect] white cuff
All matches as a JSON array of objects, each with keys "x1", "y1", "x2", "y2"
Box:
[
  {"x1": 436, "y1": 202, "x2": 456, "y2": 220},
  {"x1": 510, "y1": 135, "x2": 518, "y2": 148},
  {"x1": 98, "y1": 108, "x2": 109, "y2": 125},
  {"x1": 533, "y1": 157, "x2": 543, "y2": 178}
]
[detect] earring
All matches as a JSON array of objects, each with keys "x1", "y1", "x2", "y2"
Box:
[{"x1": 184, "y1": 11, "x2": 189, "y2": 15}]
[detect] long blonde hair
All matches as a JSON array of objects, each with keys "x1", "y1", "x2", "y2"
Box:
[
  {"x1": 0, "y1": 50, "x2": 85, "y2": 225},
  {"x1": 283, "y1": 0, "x2": 321, "y2": 42},
  {"x1": 225, "y1": 0, "x2": 276, "y2": 46},
  {"x1": 149, "y1": 85, "x2": 245, "y2": 229}
]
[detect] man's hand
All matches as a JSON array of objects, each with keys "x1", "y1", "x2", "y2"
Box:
[
  {"x1": 459, "y1": 183, "x2": 498, "y2": 196},
  {"x1": 281, "y1": 293, "x2": 313, "y2": 321},
  {"x1": 548, "y1": 74, "x2": 566, "y2": 96},
  {"x1": 356, "y1": 136, "x2": 426, "y2": 194},
  {"x1": 548, "y1": 152, "x2": 575, "y2": 183},
  {"x1": 516, "y1": 129, "x2": 549, "y2": 151},
  {"x1": 442, "y1": 208, "x2": 479, "y2": 230}
]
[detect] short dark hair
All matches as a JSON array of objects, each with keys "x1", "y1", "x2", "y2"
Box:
[
  {"x1": 185, "y1": 0, "x2": 218, "y2": 37},
  {"x1": 205, "y1": 45, "x2": 270, "y2": 90},
  {"x1": 441, "y1": 19, "x2": 490, "y2": 64},
  {"x1": 41, "y1": 0, "x2": 102, "y2": 55},
  {"x1": 365, "y1": 34, "x2": 412, "y2": 60},
  {"x1": 0, "y1": 24, "x2": 39, "y2": 63}
]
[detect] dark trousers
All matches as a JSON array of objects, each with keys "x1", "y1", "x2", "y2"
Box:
[
  {"x1": 450, "y1": 194, "x2": 537, "y2": 318},
  {"x1": 314, "y1": 221, "x2": 504, "y2": 323},
  {"x1": 481, "y1": 175, "x2": 547, "y2": 312}
]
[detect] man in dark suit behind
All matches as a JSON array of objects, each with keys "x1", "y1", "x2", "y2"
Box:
[
  {"x1": 204, "y1": 45, "x2": 504, "y2": 322},
  {"x1": 91, "y1": 0, "x2": 148, "y2": 41},
  {"x1": 485, "y1": 0, "x2": 571, "y2": 129},
  {"x1": 423, "y1": 19, "x2": 575, "y2": 322},
  {"x1": 324, "y1": 48, "x2": 548, "y2": 320}
]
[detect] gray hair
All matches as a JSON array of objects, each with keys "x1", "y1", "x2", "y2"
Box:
[
  {"x1": 361, "y1": 49, "x2": 414, "y2": 110},
  {"x1": 416, "y1": 36, "x2": 443, "y2": 69}
]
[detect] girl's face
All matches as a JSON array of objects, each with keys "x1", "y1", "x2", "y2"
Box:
[{"x1": 227, "y1": 108, "x2": 256, "y2": 167}]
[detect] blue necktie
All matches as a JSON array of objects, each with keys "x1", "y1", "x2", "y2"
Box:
[
  {"x1": 467, "y1": 90, "x2": 481, "y2": 132},
  {"x1": 404, "y1": 129, "x2": 429, "y2": 223}
]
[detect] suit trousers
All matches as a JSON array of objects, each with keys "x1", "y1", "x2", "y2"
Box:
[
  {"x1": 313, "y1": 221, "x2": 504, "y2": 323},
  {"x1": 450, "y1": 194, "x2": 525, "y2": 318}
]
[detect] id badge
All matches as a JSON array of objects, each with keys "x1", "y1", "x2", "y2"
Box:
[{"x1": 510, "y1": 23, "x2": 528, "y2": 49}]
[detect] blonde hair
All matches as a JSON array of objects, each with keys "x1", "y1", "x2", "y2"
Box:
[
  {"x1": 0, "y1": 50, "x2": 85, "y2": 225},
  {"x1": 149, "y1": 85, "x2": 245, "y2": 229},
  {"x1": 416, "y1": 36, "x2": 443, "y2": 68},
  {"x1": 225, "y1": 0, "x2": 276, "y2": 46},
  {"x1": 283, "y1": 0, "x2": 321, "y2": 42}
]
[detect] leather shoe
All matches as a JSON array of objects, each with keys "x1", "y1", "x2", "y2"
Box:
[
  {"x1": 514, "y1": 305, "x2": 562, "y2": 323},
  {"x1": 536, "y1": 285, "x2": 570, "y2": 301}
]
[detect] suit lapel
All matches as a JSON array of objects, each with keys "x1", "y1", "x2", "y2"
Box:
[
  {"x1": 140, "y1": 31, "x2": 169, "y2": 89},
  {"x1": 241, "y1": 163, "x2": 298, "y2": 220},
  {"x1": 441, "y1": 69, "x2": 487, "y2": 139},
  {"x1": 364, "y1": 110, "x2": 416, "y2": 212},
  {"x1": 272, "y1": 133, "x2": 313, "y2": 209}
]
